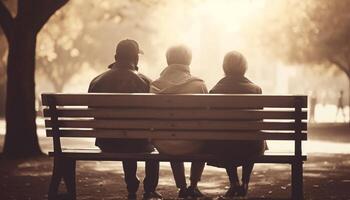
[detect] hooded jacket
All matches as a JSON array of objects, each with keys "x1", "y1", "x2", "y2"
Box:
[
  {"x1": 150, "y1": 64, "x2": 208, "y2": 94},
  {"x1": 150, "y1": 64, "x2": 208, "y2": 155}
]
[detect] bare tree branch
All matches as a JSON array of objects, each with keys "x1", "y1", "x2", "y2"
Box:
[
  {"x1": 34, "y1": 0, "x2": 69, "y2": 33},
  {"x1": 0, "y1": 1, "x2": 14, "y2": 41},
  {"x1": 329, "y1": 56, "x2": 350, "y2": 79}
]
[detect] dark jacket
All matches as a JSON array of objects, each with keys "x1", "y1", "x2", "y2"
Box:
[
  {"x1": 88, "y1": 62, "x2": 154, "y2": 153},
  {"x1": 206, "y1": 75, "x2": 267, "y2": 167},
  {"x1": 210, "y1": 75, "x2": 262, "y2": 94}
]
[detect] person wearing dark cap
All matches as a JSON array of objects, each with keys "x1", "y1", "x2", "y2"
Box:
[
  {"x1": 88, "y1": 39, "x2": 162, "y2": 200},
  {"x1": 205, "y1": 51, "x2": 267, "y2": 198}
]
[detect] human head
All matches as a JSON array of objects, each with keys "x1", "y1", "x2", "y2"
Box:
[
  {"x1": 166, "y1": 45, "x2": 192, "y2": 66},
  {"x1": 222, "y1": 51, "x2": 247, "y2": 76},
  {"x1": 114, "y1": 39, "x2": 143, "y2": 67}
]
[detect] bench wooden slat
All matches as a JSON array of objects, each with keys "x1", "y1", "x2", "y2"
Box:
[
  {"x1": 45, "y1": 130, "x2": 307, "y2": 140},
  {"x1": 42, "y1": 93, "x2": 308, "y2": 200},
  {"x1": 48, "y1": 150, "x2": 307, "y2": 163},
  {"x1": 45, "y1": 119, "x2": 307, "y2": 131},
  {"x1": 43, "y1": 108, "x2": 308, "y2": 120},
  {"x1": 42, "y1": 93, "x2": 307, "y2": 108}
]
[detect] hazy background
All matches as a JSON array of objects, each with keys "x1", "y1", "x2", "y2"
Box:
[
  {"x1": 0, "y1": 0, "x2": 349, "y2": 122},
  {"x1": 0, "y1": 1, "x2": 349, "y2": 199}
]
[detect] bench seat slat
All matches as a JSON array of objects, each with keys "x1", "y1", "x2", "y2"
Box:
[
  {"x1": 43, "y1": 108, "x2": 308, "y2": 120},
  {"x1": 42, "y1": 93, "x2": 308, "y2": 200},
  {"x1": 46, "y1": 130, "x2": 307, "y2": 140},
  {"x1": 48, "y1": 150, "x2": 307, "y2": 163},
  {"x1": 42, "y1": 93, "x2": 307, "y2": 108},
  {"x1": 45, "y1": 119, "x2": 307, "y2": 131}
]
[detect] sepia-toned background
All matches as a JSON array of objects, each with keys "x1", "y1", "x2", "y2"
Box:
[{"x1": 0, "y1": 0, "x2": 349, "y2": 199}]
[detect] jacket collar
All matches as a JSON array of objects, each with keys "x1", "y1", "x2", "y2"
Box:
[
  {"x1": 108, "y1": 62, "x2": 137, "y2": 71},
  {"x1": 221, "y1": 75, "x2": 252, "y2": 84},
  {"x1": 160, "y1": 64, "x2": 190, "y2": 76}
]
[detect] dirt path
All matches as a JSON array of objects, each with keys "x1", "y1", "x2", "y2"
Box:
[
  {"x1": 0, "y1": 152, "x2": 350, "y2": 200},
  {"x1": 1, "y1": 123, "x2": 350, "y2": 199}
]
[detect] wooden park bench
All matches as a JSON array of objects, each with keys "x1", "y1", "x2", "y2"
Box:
[{"x1": 42, "y1": 93, "x2": 307, "y2": 200}]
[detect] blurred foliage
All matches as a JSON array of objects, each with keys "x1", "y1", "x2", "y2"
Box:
[
  {"x1": 256, "y1": 0, "x2": 350, "y2": 78},
  {"x1": 1, "y1": 0, "x2": 349, "y2": 96},
  {"x1": 36, "y1": 0, "x2": 161, "y2": 92}
]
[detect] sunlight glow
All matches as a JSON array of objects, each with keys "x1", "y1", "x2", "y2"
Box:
[{"x1": 145, "y1": 0, "x2": 270, "y2": 88}]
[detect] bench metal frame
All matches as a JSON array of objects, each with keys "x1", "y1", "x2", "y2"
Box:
[{"x1": 42, "y1": 93, "x2": 308, "y2": 200}]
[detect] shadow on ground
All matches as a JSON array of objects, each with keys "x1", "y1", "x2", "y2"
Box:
[
  {"x1": 0, "y1": 153, "x2": 350, "y2": 200},
  {"x1": 0, "y1": 123, "x2": 349, "y2": 199}
]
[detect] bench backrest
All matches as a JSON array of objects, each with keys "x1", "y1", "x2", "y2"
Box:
[{"x1": 42, "y1": 93, "x2": 308, "y2": 155}]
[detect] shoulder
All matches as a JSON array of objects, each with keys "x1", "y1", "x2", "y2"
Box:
[
  {"x1": 244, "y1": 77, "x2": 262, "y2": 94},
  {"x1": 249, "y1": 81, "x2": 262, "y2": 94},
  {"x1": 88, "y1": 71, "x2": 110, "y2": 92},
  {"x1": 190, "y1": 76, "x2": 206, "y2": 86},
  {"x1": 249, "y1": 83, "x2": 262, "y2": 94},
  {"x1": 137, "y1": 72, "x2": 152, "y2": 85},
  {"x1": 256, "y1": 85, "x2": 262, "y2": 94},
  {"x1": 209, "y1": 77, "x2": 230, "y2": 94},
  {"x1": 189, "y1": 77, "x2": 208, "y2": 94}
]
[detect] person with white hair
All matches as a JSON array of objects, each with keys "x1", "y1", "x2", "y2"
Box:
[
  {"x1": 205, "y1": 51, "x2": 267, "y2": 198},
  {"x1": 150, "y1": 45, "x2": 208, "y2": 198}
]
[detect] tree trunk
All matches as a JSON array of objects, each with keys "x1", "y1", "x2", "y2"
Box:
[
  {"x1": 0, "y1": 81, "x2": 5, "y2": 117},
  {"x1": 0, "y1": 62, "x2": 5, "y2": 116},
  {"x1": 329, "y1": 56, "x2": 350, "y2": 79},
  {"x1": 3, "y1": 21, "x2": 42, "y2": 157},
  {"x1": 0, "y1": 0, "x2": 68, "y2": 157}
]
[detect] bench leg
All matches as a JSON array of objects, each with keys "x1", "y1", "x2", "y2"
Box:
[
  {"x1": 48, "y1": 157, "x2": 63, "y2": 199},
  {"x1": 48, "y1": 157, "x2": 76, "y2": 200},
  {"x1": 63, "y1": 159, "x2": 76, "y2": 199},
  {"x1": 291, "y1": 161, "x2": 303, "y2": 200}
]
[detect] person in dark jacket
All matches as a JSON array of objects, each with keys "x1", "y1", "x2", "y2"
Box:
[
  {"x1": 88, "y1": 39, "x2": 162, "y2": 200},
  {"x1": 206, "y1": 51, "x2": 267, "y2": 198}
]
